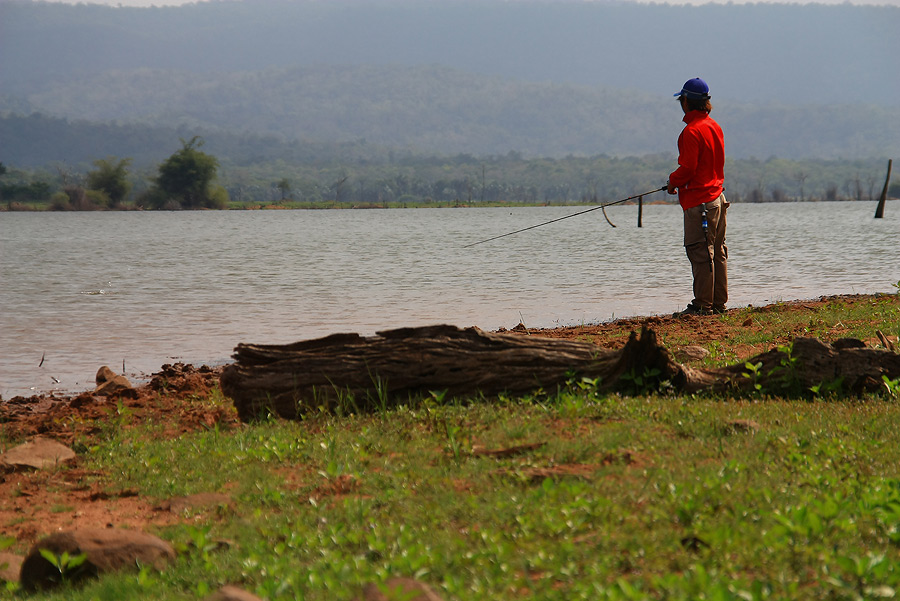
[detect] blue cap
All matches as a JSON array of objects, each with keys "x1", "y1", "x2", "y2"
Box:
[{"x1": 674, "y1": 77, "x2": 710, "y2": 99}]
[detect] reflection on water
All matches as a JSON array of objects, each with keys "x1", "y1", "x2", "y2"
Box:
[{"x1": 1, "y1": 201, "x2": 897, "y2": 397}]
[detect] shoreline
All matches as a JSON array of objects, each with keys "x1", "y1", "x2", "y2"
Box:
[
  {"x1": 3, "y1": 292, "x2": 897, "y2": 405},
  {"x1": 2, "y1": 197, "x2": 893, "y2": 213},
  {"x1": 1, "y1": 293, "x2": 898, "y2": 597}
]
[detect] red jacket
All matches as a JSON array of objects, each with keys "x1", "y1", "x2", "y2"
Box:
[{"x1": 669, "y1": 110, "x2": 725, "y2": 210}]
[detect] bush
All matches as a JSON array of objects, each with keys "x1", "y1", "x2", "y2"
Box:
[
  {"x1": 137, "y1": 187, "x2": 171, "y2": 210},
  {"x1": 86, "y1": 157, "x2": 132, "y2": 206},
  {"x1": 206, "y1": 185, "x2": 229, "y2": 209}
]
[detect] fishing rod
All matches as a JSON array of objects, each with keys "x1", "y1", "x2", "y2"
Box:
[{"x1": 463, "y1": 185, "x2": 667, "y2": 248}]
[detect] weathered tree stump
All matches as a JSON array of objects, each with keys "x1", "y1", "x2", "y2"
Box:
[
  {"x1": 694, "y1": 337, "x2": 900, "y2": 396},
  {"x1": 220, "y1": 325, "x2": 900, "y2": 421}
]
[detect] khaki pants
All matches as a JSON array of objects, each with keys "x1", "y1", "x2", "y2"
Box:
[{"x1": 683, "y1": 194, "x2": 728, "y2": 311}]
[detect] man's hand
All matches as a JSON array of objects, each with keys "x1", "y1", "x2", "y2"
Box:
[{"x1": 667, "y1": 181, "x2": 677, "y2": 195}]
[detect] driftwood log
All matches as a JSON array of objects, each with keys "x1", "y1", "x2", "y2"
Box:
[{"x1": 219, "y1": 325, "x2": 900, "y2": 421}]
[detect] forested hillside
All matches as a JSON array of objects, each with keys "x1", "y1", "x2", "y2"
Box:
[
  {"x1": 0, "y1": 0, "x2": 897, "y2": 203},
  {"x1": 5, "y1": 65, "x2": 900, "y2": 162}
]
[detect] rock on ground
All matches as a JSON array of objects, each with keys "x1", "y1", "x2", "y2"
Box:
[
  {"x1": 157, "y1": 492, "x2": 233, "y2": 514},
  {"x1": 357, "y1": 577, "x2": 445, "y2": 601},
  {"x1": 95, "y1": 366, "x2": 134, "y2": 397},
  {"x1": 0, "y1": 552, "x2": 23, "y2": 584},
  {"x1": 20, "y1": 527, "x2": 175, "y2": 591},
  {"x1": 202, "y1": 585, "x2": 265, "y2": 601},
  {"x1": 674, "y1": 345, "x2": 710, "y2": 362},
  {"x1": 0, "y1": 437, "x2": 75, "y2": 471}
]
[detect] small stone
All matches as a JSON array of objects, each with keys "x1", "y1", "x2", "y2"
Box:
[
  {"x1": 158, "y1": 492, "x2": 233, "y2": 514},
  {"x1": 20, "y1": 528, "x2": 175, "y2": 591},
  {"x1": 724, "y1": 419, "x2": 761, "y2": 434},
  {"x1": 357, "y1": 577, "x2": 445, "y2": 601},
  {"x1": 674, "y1": 345, "x2": 710, "y2": 363},
  {"x1": 203, "y1": 585, "x2": 265, "y2": 601},
  {"x1": 0, "y1": 552, "x2": 24, "y2": 583},
  {"x1": 0, "y1": 437, "x2": 76, "y2": 471},
  {"x1": 95, "y1": 366, "x2": 134, "y2": 397},
  {"x1": 68, "y1": 392, "x2": 101, "y2": 408}
]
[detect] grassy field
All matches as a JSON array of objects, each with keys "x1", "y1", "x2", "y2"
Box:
[{"x1": 2, "y1": 293, "x2": 899, "y2": 600}]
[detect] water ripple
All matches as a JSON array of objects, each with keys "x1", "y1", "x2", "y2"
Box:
[{"x1": 1, "y1": 201, "x2": 896, "y2": 398}]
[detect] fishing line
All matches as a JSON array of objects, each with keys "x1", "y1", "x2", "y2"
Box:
[{"x1": 463, "y1": 185, "x2": 667, "y2": 248}]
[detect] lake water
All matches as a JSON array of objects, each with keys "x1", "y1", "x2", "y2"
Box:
[{"x1": 1, "y1": 201, "x2": 897, "y2": 398}]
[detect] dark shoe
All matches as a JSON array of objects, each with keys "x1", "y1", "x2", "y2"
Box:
[
  {"x1": 712, "y1": 305, "x2": 727, "y2": 314},
  {"x1": 673, "y1": 303, "x2": 711, "y2": 317}
]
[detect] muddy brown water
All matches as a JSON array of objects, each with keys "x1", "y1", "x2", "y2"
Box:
[{"x1": 1, "y1": 200, "x2": 896, "y2": 398}]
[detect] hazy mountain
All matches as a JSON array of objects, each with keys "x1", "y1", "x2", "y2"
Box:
[
  {"x1": 4, "y1": 64, "x2": 899, "y2": 165},
  {"x1": 3, "y1": 0, "x2": 897, "y2": 105},
  {"x1": 1, "y1": 0, "x2": 897, "y2": 164}
]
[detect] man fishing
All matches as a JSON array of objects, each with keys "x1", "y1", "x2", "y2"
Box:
[{"x1": 667, "y1": 77, "x2": 728, "y2": 316}]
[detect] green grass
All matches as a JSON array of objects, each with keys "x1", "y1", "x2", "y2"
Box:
[
  {"x1": 5, "y1": 294, "x2": 899, "y2": 600},
  {"x1": 733, "y1": 295, "x2": 900, "y2": 344},
  {"x1": 659, "y1": 295, "x2": 900, "y2": 369},
  {"x1": 8, "y1": 386, "x2": 900, "y2": 600}
]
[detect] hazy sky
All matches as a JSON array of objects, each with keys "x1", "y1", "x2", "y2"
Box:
[{"x1": 40, "y1": 0, "x2": 900, "y2": 6}]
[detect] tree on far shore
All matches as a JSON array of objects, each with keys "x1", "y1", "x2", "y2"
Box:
[
  {"x1": 87, "y1": 157, "x2": 132, "y2": 207},
  {"x1": 146, "y1": 137, "x2": 228, "y2": 209},
  {"x1": 277, "y1": 178, "x2": 291, "y2": 201}
]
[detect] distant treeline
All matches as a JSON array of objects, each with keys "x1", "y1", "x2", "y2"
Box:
[{"x1": 2, "y1": 146, "x2": 895, "y2": 209}]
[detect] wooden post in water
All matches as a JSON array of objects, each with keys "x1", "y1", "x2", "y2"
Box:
[
  {"x1": 875, "y1": 159, "x2": 892, "y2": 219},
  {"x1": 637, "y1": 195, "x2": 643, "y2": 228}
]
